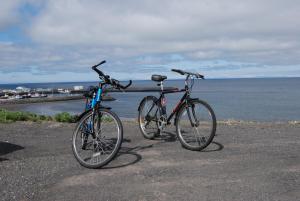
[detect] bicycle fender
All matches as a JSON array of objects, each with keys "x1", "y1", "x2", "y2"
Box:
[
  {"x1": 100, "y1": 105, "x2": 112, "y2": 110},
  {"x1": 173, "y1": 101, "x2": 186, "y2": 125},
  {"x1": 76, "y1": 106, "x2": 112, "y2": 122},
  {"x1": 138, "y1": 96, "x2": 158, "y2": 111},
  {"x1": 187, "y1": 98, "x2": 199, "y2": 102},
  {"x1": 173, "y1": 98, "x2": 198, "y2": 125},
  {"x1": 76, "y1": 109, "x2": 92, "y2": 122}
]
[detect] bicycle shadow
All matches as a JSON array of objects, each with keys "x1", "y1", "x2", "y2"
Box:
[
  {"x1": 152, "y1": 131, "x2": 177, "y2": 142},
  {"x1": 202, "y1": 141, "x2": 224, "y2": 152},
  {"x1": 102, "y1": 139, "x2": 153, "y2": 169},
  {"x1": 0, "y1": 141, "x2": 24, "y2": 162},
  {"x1": 146, "y1": 131, "x2": 224, "y2": 152},
  {"x1": 102, "y1": 137, "x2": 224, "y2": 169}
]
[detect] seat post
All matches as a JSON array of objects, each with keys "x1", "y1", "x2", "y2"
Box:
[{"x1": 160, "y1": 81, "x2": 164, "y2": 91}]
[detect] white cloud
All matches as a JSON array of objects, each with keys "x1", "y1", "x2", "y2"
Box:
[
  {"x1": 28, "y1": 1, "x2": 300, "y2": 63},
  {"x1": 0, "y1": 1, "x2": 22, "y2": 29},
  {"x1": 1, "y1": 0, "x2": 300, "y2": 82}
]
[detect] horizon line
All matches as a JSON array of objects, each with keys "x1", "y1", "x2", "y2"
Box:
[{"x1": 0, "y1": 76, "x2": 300, "y2": 85}]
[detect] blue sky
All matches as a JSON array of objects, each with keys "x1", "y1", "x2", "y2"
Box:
[{"x1": 0, "y1": 0, "x2": 300, "y2": 83}]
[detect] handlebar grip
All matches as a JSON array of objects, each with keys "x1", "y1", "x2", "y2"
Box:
[
  {"x1": 171, "y1": 69, "x2": 185, "y2": 75},
  {"x1": 92, "y1": 60, "x2": 106, "y2": 76},
  {"x1": 92, "y1": 60, "x2": 106, "y2": 68}
]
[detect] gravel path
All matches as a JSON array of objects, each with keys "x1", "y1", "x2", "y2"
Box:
[{"x1": 0, "y1": 121, "x2": 299, "y2": 201}]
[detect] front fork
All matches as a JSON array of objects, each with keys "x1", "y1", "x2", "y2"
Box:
[
  {"x1": 81, "y1": 109, "x2": 98, "y2": 150},
  {"x1": 92, "y1": 108, "x2": 103, "y2": 151},
  {"x1": 91, "y1": 88, "x2": 102, "y2": 139},
  {"x1": 186, "y1": 100, "x2": 199, "y2": 127}
]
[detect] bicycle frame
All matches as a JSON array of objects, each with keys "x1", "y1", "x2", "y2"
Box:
[
  {"x1": 82, "y1": 83, "x2": 105, "y2": 138},
  {"x1": 158, "y1": 88, "x2": 187, "y2": 123},
  {"x1": 154, "y1": 77, "x2": 194, "y2": 124},
  {"x1": 85, "y1": 83, "x2": 107, "y2": 111}
]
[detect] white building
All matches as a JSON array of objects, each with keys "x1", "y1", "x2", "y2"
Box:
[
  {"x1": 16, "y1": 86, "x2": 31, "y2": 92},
  {"x1": 73, "y1": 86, "x2": 84, "y2": 91}
]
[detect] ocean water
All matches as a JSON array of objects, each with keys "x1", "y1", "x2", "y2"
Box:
[{"x1": 1, "y1": 78, "x2": 300, "y2": 121}]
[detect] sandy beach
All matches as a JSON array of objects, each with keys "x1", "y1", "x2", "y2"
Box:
[{"x1": 0, "y1": 120, "x2": 299, "y2": 201}]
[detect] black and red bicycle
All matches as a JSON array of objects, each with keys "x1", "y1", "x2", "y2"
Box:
[{"x1": 138, "y1": 69, "x2": 216, "y2": 151}]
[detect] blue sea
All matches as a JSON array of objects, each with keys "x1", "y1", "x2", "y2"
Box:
[{"x1": 1, "y1": 78, "x2": 300, "y2": 121}]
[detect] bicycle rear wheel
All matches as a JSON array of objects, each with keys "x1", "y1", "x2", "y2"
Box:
[
  {"x1": 72, "y1": 108, "x2": 123, "y2": 168},
  {"x1": 138, "y1": 96, "x2": 160, "y2": 139},
  {"x1": 176, "y1": 99, "x2": 216, "y2": 151}
]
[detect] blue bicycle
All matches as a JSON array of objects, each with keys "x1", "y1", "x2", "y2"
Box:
[{"x1": 72, "y1": 60, "x2": 132, "y2": 168}]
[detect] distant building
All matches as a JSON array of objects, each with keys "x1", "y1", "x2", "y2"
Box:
[
  {"x1": 73, "y1": 86, "x2": 84, "y2": 91},
  {"x1": 36, "y1": 88, "x2": 52, "y2": 92},
  {"x1": 58, "y1": 88, "x2": 70, "y2": 94},
  {"x1": 3, "y1": 89, "x2": 17, "y2": 94},
  {"x1": 16, "y1": 86, "x2": 31, "y2": 92}
]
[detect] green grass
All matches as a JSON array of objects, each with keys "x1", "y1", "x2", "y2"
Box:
[
  {"x1": 101, "y1": 115, "x2": 114, "y2": 122},
  {"x1": 0, "y1": 109, "x2": 76, "y2": 123},
  {"x1": 54, "y1": 112, "x2": 77, "y2": 123}
]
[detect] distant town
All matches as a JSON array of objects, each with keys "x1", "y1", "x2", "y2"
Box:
[{"x1": 0, "y1": 85, "x2": 85, "y2": 100}]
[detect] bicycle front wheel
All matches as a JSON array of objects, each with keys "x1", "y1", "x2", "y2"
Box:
[
  {"x1": 176, "y1": 99, "x2": 216, "y2": 151},
  {"x1": 72, "y1": 108, "x2": 123, "y2": 168}
]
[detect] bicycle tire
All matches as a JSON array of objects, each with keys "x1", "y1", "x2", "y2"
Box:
[
  {"x1": 72, "y1": 108, "x2": 123, "y2": 168},
  {"x1": 176, "y1": 99, "x2": 216, "y2": 151},
  {"x1": 138, "y1": 96, "x2": 161, "y2": 139}
]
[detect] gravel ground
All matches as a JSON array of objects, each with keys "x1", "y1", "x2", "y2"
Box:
[{"x1": 0, "y1": 121, "x2": 299, "y2": 201}]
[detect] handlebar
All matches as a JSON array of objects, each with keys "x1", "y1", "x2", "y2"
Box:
[
  {"x1": 92, "y1": 60, "x2": 106, "y2": 69},
  {"x1": 91, "y1": 60, "x2": 132, "y2": 90},
  {"x1": 92, "y1": 60, "x2": 109, "y2": 82},
  {"x1": 171, "y1": 69, "x2": 204, "y2": 79},
  {"x1": 111, "y1": 79, "x2": 132, "y2": 89}
]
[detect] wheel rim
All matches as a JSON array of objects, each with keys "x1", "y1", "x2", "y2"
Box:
[
  {"x1": 178, "y1": 102, "x2": 214, "y2": 149},
  {"x1": 139, "y1": 99, "x2": 159, "y2": 137},
  {"x1": 73, "y1": 111, "x2": 121, "y2": 166}
]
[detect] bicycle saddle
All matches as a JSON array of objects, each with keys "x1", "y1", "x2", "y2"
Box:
[{"x1": 151, "y1": 74, "x2": 167, "y2": 82}]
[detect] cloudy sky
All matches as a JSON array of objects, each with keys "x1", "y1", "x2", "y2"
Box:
[{"x1": 0, "y1": 0, "x2": 300, "y2": 83}]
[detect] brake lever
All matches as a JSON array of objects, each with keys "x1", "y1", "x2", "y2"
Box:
[
  {"x1": 123, "y1": 80, "x2": 132, "y2": 89},
  {"x1": 196, "y1": 74, "x2": 204, "y2": 79}
]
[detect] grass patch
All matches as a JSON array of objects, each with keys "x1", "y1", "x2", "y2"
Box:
[
  {"x1": 101, "y1": 115, "x2": 114, "y2": 122},
  {"x1": 54, "y1": 112, "x2": 77, "y2": 123},
  {"x1": 0, "y1": 109, "x2": 115, "y2": 124},
  {"x1": 0, "y1": 109, "x2": 76, "y2": 123}
]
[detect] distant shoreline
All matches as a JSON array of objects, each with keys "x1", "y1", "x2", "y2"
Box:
[
  {"x1": 0, "y1": 95, "x2": 115, "y2": 105},
  {"x1": 0, "y1": 77, "x2": 299, "y2": 86}
]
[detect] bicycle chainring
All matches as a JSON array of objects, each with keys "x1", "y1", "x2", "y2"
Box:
[{"x1": 158, "y1": 115, "x2": 167, "y2": 130}]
